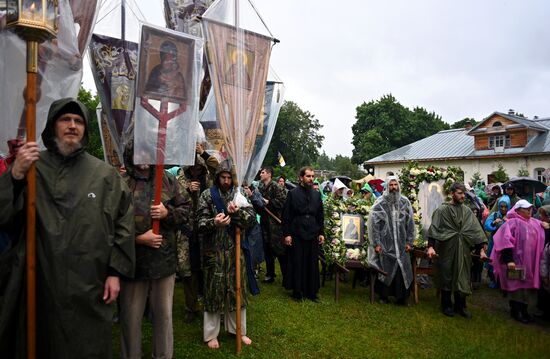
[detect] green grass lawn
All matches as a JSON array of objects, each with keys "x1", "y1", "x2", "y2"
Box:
[{"x1": 113, "y1": 273, "x2": 550, "y2": 359}]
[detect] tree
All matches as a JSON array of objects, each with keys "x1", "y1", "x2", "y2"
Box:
[
  {"x1": 492, "y1": 162, "x2": 509, "y2": 183},
  {"x1": 77, "y1": 86, "x2": 103, "y2": 160},
  {"x1": 351, "y1": 94, "x2": 450, "y2": 164},
  {"x1": 263, "y1": 101, "x2": 324, "y2": 171},
  {"x1": 451, "y1": 117, "x2": 478, "y2": 129}
]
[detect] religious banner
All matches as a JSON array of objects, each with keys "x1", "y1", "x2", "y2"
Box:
[
  {"x1": 0, "y1": 0, "x2": 98, "y2": 156},
  {"x1": 89, "y1": 34, "x2": 138, "y2": 164},
  {"x1": 96, "y1": 106, "x2": 123, "y2": 168},
  {"x1": 133, "y1": 24, "x2": 203, "y2": 165},
  {"x1": 417, "y1": 180, "x2": 445, "y2": 241},
  {"x1": 164, "y1": 0, "x2": 215, "y2": 37},
  {"x1": 243, "y1": 80, "x2": 285, "y2": 184},
  {"x1": 201, "y1": 15, "x2": 273, "y2": 185}
]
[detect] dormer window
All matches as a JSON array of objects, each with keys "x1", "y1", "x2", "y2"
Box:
[
  {"x1": 492, "y1": 121, "x2": 502, "y2": 127},
  {"x1": 488, "y1": 134, "x2": 511, "y2": 149}
]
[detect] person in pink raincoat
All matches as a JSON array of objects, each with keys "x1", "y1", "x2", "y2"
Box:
[{"x1": 491, "y1": 199, "x2": 547, "y2": 324}]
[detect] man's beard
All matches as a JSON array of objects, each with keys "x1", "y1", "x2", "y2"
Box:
[
  {"x1": 55, "y1": 138, "x2": 82, "y2": 156},
  {"x1": 387, "y1": 190, "x2": 400, "y2": 204}
]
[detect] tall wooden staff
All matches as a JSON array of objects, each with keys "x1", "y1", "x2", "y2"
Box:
[{"x1": 5, "y1": 2, "x2": 59, "y2": 358}]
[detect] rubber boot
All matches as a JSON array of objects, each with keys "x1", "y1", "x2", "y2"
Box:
[
  {"x1": 454, "y1": 292, "x2": 472, "y2": 319},
  {"x1": 441, "y1": 290, "x2": 454, "y2": 317}
]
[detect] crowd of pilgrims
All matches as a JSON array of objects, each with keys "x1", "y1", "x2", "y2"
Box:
[{"x1": 1, "y1": 100, "x2": 550, "y2": 357}]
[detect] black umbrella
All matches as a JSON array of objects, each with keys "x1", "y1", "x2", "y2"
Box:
[
  {"x1": 507, "y1": 177, "x2": 547, "y2": 193},
  {"x1": 284, "y1": 181, "x2": 297, "y2": 190},
  {"x1": 329, "y1": 176, "x2": 352, "y2": 187}
]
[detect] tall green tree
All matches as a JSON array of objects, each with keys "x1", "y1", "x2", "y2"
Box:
[
  {"x1": 351, "y1": 94, "x2": 450, "y2": 164},
  {"x1": 77, "y1": 86, "x2": 103, "y2": 160},
  {"x1": 263, "y1": 101, "x2": 324, "y2": 173}
]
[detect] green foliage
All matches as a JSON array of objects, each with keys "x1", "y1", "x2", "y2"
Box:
[
  {"x1": 117, "y1": 272, "x2": 550, "y2": 358},
  {"x1": 263, "y1": 101, "x2": 324, "y2": 170},
  {"x1": 451, "y1": 117, "x2": 478, "y2": 129},
  {"x1": 517, "y1": 166, "x2": 529, "y2": 177},
  {"x1": 272, "y1": 165, "x2": 298, "y2": 182},
  {"x1": 77, "y1": 86, "x2": 103, "y2": 160},
  {"x1": 493, "y1": 162, "x2": 509, "y2": 183},
  {"x1": 313, "y1": 152, "x2": 365, "y2": 179},
  {"x1": 351, "y1": 94, "x2": 450, "y2": 164}
]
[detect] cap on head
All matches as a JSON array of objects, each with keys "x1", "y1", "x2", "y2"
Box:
[{"x1": 514, "y1": 199, "x2": 533, "y2": 209}]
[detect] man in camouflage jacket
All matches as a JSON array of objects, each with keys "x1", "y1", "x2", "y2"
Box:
[
  {"x1": 254, "y1": 167, "x2": 287, "y2": 286},
  {"x1": 197, "y1": 168, "x2": 256, "y2": 349},
  {"x1": 176, "y1": 143, "x2": 219, "y2": 322},
  {"x1": 119, "y1": 141, "x2": 192, "y2": 358}
]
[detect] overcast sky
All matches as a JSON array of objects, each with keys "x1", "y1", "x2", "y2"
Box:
[{"x1": 84, "y1": 0, "x2": 550, "y2": 157}]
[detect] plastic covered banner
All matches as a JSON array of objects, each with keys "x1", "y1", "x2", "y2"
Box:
[
  {"x1": 89, "y1": 33, "x2": 138, "y2": 163},
  {"x1": 244, "y1": 80, "x2": 285, "y2": 184},
  {"x1": 201, "y1": 0, "x2": 274, "y2": 186},
  {"x1": 96, "y1": 106, "x2": 123, "y2": 167},
  {"x1": 0, "y1": 0, "x2": 98, "y2": 156},
  {"x1": 164, "y1": 0, "x2": 215, "y2": 37},
  {"x1": 133, "y1": 23, "x2": 203, "y2": 165}
]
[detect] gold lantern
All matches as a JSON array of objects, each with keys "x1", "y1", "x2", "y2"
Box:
[{"x1": 4, "y1": 0, "x2": 58, "y2": 42}]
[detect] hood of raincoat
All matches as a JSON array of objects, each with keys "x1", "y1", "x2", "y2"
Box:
[
  {"x1": 166, "y1": 166, "x2": 180, "y2": 177},
  {"x1": 123, "y1": 139, "x2": 151, "y2": 180},
  {"x1": 361, "y1": 183, "x2": 374, "y2": 194},
  {"x1": 382, "y1": 175, "x2": 401, "y2": 197},
  {"x1": 183, "y1": 154, "x2": 208, "y2": 179},
  {"x1": 498, "y1": 196, "x2": 511, "y2": 211},
  {"x1": 41, "y1": 98, "x2": 89, "y2": 152}
]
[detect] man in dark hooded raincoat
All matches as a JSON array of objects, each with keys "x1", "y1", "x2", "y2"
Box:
[
  {"x1": 428, "y1": 182, "x2": 487, "y2": 319},
  {"x1": 0, "y1": 98, "x2": 135, "y2": 358},
  {"x1": 367, "y1": 176, "x2": 415, "y2": 305}
]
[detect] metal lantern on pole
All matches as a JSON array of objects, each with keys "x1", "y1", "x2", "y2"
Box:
[{"x1": 4, "y1": 1, "x2": 58, "y2": 358}]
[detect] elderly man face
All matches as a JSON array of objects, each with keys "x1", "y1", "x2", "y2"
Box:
[{"x1": 54, "y1": 113, "x2": 85, "y2": 156}]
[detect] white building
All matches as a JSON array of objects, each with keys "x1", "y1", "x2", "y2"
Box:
[{"x1": 366, "y1": 111, "x2": 550, "y2": 184}]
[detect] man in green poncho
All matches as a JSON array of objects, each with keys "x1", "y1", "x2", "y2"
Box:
[
  {"x1": 0, "y1": 98, "x2": 135, "y2": 358},
  {"x1": 427, "y1": 182, "x2": 487, "y2": 319},
  {"x1": 197, "y1": 167, "x2": 256, "y2": 349}
]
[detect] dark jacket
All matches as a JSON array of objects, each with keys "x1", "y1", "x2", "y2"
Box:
[
  {"x1": 0, "y1": 98, "x2": 135, "y2": 358},
  {"x1": 282, "y1": 184, "x2": 324, "y2": 241}
]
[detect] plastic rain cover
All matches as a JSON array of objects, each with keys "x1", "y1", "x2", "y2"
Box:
[
  {"x1": 133, "y1": 23, "x2": 203, "y2": 166},
  {"x1": 0, "y1": 0, "x2": 99, "y2": 157},
  {"x1": 201, "y1": 0, "x2": 274, "y2": 195},
  {"x1": 89, "y1": 34, "x2": 138, "y2": 165},
  {"x1": 243, "y1": 80, "x2": 284, "y2": 184},
  {"x1": 367, "y1": 176, "x2": 416, "y2": 287}
]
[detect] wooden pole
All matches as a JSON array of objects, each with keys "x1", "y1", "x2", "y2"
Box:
[
  {"x1": 26, "y1": 39, "x2": 39, "y2": 359},
  {"x1": 235, "y1": 226, "x2": 242, "y2": 354},
  {"x1": 152, "y1": 101, "x2": 169, "y2": 234}
]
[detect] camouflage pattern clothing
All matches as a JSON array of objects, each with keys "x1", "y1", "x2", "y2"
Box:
[
  {"x1": 124, "y1": 168, "x2": 192, "y2": 280},
  {"x1": 197, "y1": 186, "x2": 256, "y2": 313},
  {"x1": 257, "y1": 180, "x2": 287, "y2": 256},
  {"x1": 176, "y1": 152, "x2": 219, "y2": 278}
]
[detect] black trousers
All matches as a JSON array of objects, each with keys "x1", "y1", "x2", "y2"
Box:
[
  {"x1": 377, "y1": 267, "x2": 410, "y2": 302},
  {"x1": 287, "y1": 238, "x2": 320, "y2": 298}
]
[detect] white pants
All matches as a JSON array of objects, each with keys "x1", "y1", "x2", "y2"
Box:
[{"x1": 203, "y1": 305, "x2": 247, "y2": 342}]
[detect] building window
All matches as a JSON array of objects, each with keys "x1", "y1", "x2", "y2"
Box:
[
  {"x1": 492, "y1": 121, "x2": 502, "y2": 127},
  {"x1": 534, "y1": 168, "x2": 545, "y2": 182},
  {"x1": 488, "y1": 134, "x2": 511, "y2": 149}
]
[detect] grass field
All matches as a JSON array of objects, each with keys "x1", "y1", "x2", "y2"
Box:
[{"x1": 113, "y1": 272, "x2": 550, "y2": 359}]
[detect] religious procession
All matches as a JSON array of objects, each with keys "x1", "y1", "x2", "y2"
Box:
[{"x1": 1, "y1": 1, "x2": 550, "y2": 358}]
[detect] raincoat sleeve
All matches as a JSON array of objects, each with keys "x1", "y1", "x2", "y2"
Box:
[
  {"x1": 367, "y1": 203, "x2": 383, "y2": 247},
  {"x1": 201, "y1": 151, "x2": 219, "y2": 176},
  {"x1": 428, "y1": 206, "x2": 449, "y2": 242},
  {"x1": 163, "y1": 174, "x2": 192, "y2": 229},
  {"x1": 109, "y1": 175, "x2": 136, "y2": 278},
  {"x1": 0, "y1": 170, "x2": 25, "y2": 230},
  {"x1": 197, "y1": 190, "x2": 216, "y2": 233},
  {"x1": 269, "y1": 183, "x2": 286, "y2": 212},
  {"x1": 406, "y1": 200, "x2": 416, "y2": 246},
  {"x1": 492, "y1": 220, "x2": 516, "y2": 253},
  {"x1": 231, "y1": 204, "x2": 256, "y2": 230},
  {"x1": 484, "y1": 212, "x2": 498, "y2": 232}
]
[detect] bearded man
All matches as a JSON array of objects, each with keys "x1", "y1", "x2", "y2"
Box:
[
  {"x1": 428, "y1": 182, "x2": 488, "y2": 319},
  {"x1": 0, "y1": 98, "x2": 135, "y2": 358},
  {"x1": 197, "y1": 168, "x2": 256, "y2": 349},
  {"x1": 367, "y1": 176, "x2": 415, "y2": 305},
  {"x1": 282, "y1": 166, "x2": 325, "y2": 302}
]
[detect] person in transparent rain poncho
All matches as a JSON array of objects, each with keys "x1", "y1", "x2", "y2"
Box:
[{"x1": 367, "y1": 176, "x2": 415, "y2": 305}]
